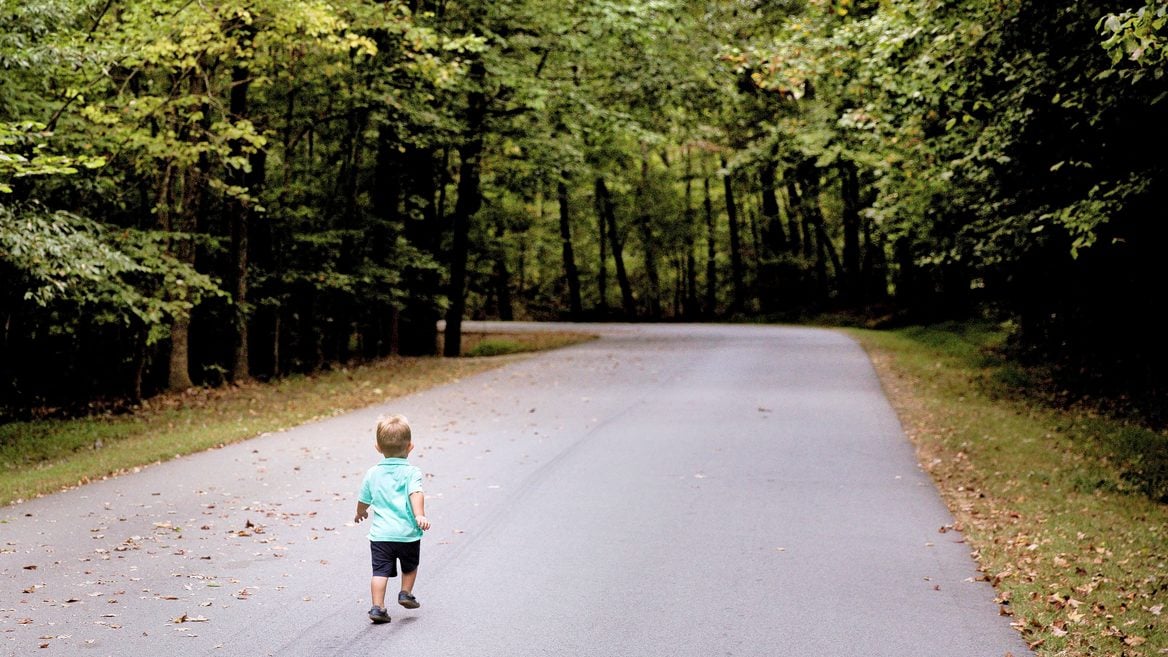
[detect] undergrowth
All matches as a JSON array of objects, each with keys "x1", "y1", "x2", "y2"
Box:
[{"x1": 851, "y1": 322, "x2": 1167, "y2": 657}]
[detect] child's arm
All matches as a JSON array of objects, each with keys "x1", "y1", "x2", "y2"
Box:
[
  {"x1": 354, "y1": 501, "x2": 370, "y2": 523},
  {"x1": 410, "y1": 491, "x2": 430, "y2": 531}
]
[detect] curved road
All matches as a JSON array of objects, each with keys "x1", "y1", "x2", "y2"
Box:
[{"x1": 1, "y1": 323, "x2": 1030, "y2": 657}]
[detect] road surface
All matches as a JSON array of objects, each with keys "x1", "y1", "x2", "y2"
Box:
[{"x1": 1, "y1": 323, "x2": 1031, "y2": 656}]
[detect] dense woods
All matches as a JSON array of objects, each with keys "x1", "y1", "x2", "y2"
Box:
[{"x1": 1, "y1": 0, "x2": 1165, "y2": 417}]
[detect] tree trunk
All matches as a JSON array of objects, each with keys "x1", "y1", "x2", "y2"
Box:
[
  {"x1": 797, "y1": 162, "x2": 841, "y2": 303},
  {"x1": 760, "y1": 162, "x2": 786, "y2": 256},
  {"x1": 862, "y1": 202, "x2": 889, "y2": 304},
  {"x1": 445, "y1": 60, "x2": 486, "y2": 357},
  {"x1": 157, "y1": 156, "x2": 194, "y2": 392},
  {"x1": 557, "y1": 176, "x2": 583, "y2": 319},
  {"x1": 332, "y1": 85, "x2": 368, "y2": 364},
  {"x1": 683, "y1": 159, "x2": 698, "y2": 319},
  {"x1": 703, "y1": 176, "x2": 717, "y2": 316},
  {"x1": 722, "y1": 158, "x2": 746, "y2": 314},
  {"x1": 377, "y1": 127, "x2": 442, "y2": 356},
  {"x1": 226, "y1": 21, "x2": 260, "y2": 382},
  {"x1": 592, "y1": 177, "x2": 609, "y2": 316},
  {"x1": 168, "y1": 163, "x2": 199, "y2": 391},
  {"x1": 491, "y1": 219, "x2": 514, "y2": 321},
  {"x1": 839, "y1": 160, "x2": 862, "y2": 306},
  {"x1": 637, "y1": 156, "x2": 661, "y2": 318},
  {"x1": 783, "y1": 179, "x2": 803, "y2": 256},
  {"x1": 597, "y1": 177, "x2": 635, "y2": 319},
  {"x1": 168, "y1": 314, "x2": 193, "y2": 390},
  {"x1": 131, "y1": 330, "x2": 146, "y2": 401}
]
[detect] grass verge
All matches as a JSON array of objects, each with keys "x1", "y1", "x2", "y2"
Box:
[
  {"x1": 0, "y1": 331, "x2": 596, "y2": 508},
  {"x1": 456, "y1": 330, "x2": 596, "y2": 357},
  {"x1": 850, "y1": 322, "x2": 1167, "y2": 657}
]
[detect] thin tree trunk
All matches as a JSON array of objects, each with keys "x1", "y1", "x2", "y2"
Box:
[
  {"x1": 862, "y1": 201, "x2": 888, "y2": 303},
  {"x1": 637, "y1": 155, "x2": 661, "y2": 318},
  {"x1": 703, "y1": 176, "x2": 717, "y2": 316},
  {"x1": 168, "y1": 315, "x2": 193, "y2": 390},
  {"x1": 593, "y1": 177, "x2": 609, "y2": 316},
  {"x1": 159, "y1": 69, "x2": 205, "y2": 392},
  {"x1": 492, "y1": 219, "x2": 513, "y2": 321},
  {"x1": 760, "y1": 162, "x2": 786, "y2": 256},
  {"x1": 227, "y1": 19, "x2": 259, "y2": 382},
  {"x1": 839, "y1": 160, "x2": 862, "y2": 306},
  {"x1": 445, "y1": 60, "x2": 486, "y2": 357},
  {"x1": 558, "y1": 176, "x2": 583, "y2": 319},
  {"x1": 783, "y1": 178, "x2": 802, "y2": 255},
  {"x1": 722, "y1": 157, "x2": 746, "y2": 314},
  {"x1": 796, "y1": 162, "x2": 841, "y2": 302},
  {"x1": 684, "y1": 156, "x2": 698, "y2": 319},
  {"x1": 597, "y1": 177, "x2": 635, "y2": 318},
  {"x1": 168, "y1": 160, "x2": 200, "y2": 391},
  {"x1": 333, "y1": 86, "x2": 368, "y2": 364},
  {"x1": 272, "y1": 314, "x2": 281, "y2": 378}
]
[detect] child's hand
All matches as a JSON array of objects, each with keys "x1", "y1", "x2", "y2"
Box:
[
  {"x1": 415, "y1": 515, "x2": 430, "y2": 531},
  {"x1": 354, "y1": 508, "x2": 368, "y2": 523}
]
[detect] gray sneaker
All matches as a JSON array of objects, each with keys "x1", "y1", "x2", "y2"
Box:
[
  {"x1": 398, "y1": 591, "x2": 420, "y2": 609},
  {"x1": 368, "y1": 605, "x2": 391, "y2": 623}
]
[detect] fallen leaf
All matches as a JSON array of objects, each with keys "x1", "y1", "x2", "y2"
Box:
[{"x1": 1125, "y1": 636, "x2": 1147, "y2": 647}]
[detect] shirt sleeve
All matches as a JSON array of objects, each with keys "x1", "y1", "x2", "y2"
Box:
[
  {"x1": 408, "y1": 466, "x2": 424, "y2": 495},
  {"x1": 358, "y1": 469, "x2": 373, "y2": 504}
]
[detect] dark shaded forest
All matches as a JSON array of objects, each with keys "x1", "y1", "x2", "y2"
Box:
[{"x1": 1, "y1": 0, "x2": 1165, "y2": 420}]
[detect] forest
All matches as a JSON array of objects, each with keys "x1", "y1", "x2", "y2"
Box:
[{"x1": 1, "y1": 0, "x2": 1165, "y2": 418}]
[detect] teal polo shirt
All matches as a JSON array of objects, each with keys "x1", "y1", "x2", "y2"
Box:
[{"x1": 358, "y1": 457, "x2": 424, "y2": 542}]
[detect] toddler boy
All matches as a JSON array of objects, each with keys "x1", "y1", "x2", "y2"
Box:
[{"x1": 354, "y1": 414, "x2": 430, "y2": 623}]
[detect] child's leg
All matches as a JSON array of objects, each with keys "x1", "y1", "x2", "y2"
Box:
[
  {"x1": 371, "y1": 576, "x2": 389, "y2": 608},
  {"x1": 401, "y1": 568, "x2": 417, "y2": 594}
]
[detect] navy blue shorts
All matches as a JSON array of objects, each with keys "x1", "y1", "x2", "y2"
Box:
[{"x1": 370, "y1": 540, "x2": 420, "y2": 578}]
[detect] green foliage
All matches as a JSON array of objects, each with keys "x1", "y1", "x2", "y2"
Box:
[
  {"x1": 1100, "y1": 0, "x2": 1168, "y2": 83},
  {"x1": 1, "y1": 0, "x2": 1164, "y2": 416},
  {"x1": 0, "y1": 122, "x2": 105, "y2": 192},
  {"x1": 0, "y1": 203, "x2": 221, "y2": 341}
]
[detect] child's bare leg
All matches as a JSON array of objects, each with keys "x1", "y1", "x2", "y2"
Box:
[
  {"x1": 401, "y1": 568, "x2": 417, "y2": 594},
  {"x1": 371, "y1": 576, "x2": 389, "y2": 608}
]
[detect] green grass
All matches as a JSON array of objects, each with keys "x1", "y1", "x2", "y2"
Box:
[
  {"x1": 457, "y1": 330, "x2": 597, "y2": 357},
  {"x1": 850, "y1": 322, "x2": 1168, "y2": 657},
  {"x1": 0, "y1": 330, "x2": 595, "y2": 507},
  {"x1": 466, "y1": 339, "x2": 526, "y2": 357}
]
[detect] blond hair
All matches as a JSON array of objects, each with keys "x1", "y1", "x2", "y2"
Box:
[{"x1": 375, "y1": 414, "x2": 412, "y2": 457}]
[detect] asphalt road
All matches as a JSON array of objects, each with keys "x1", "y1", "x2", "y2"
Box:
[{"x1": 1, "y1": 323, "x2": 1031, "y2": 657}]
